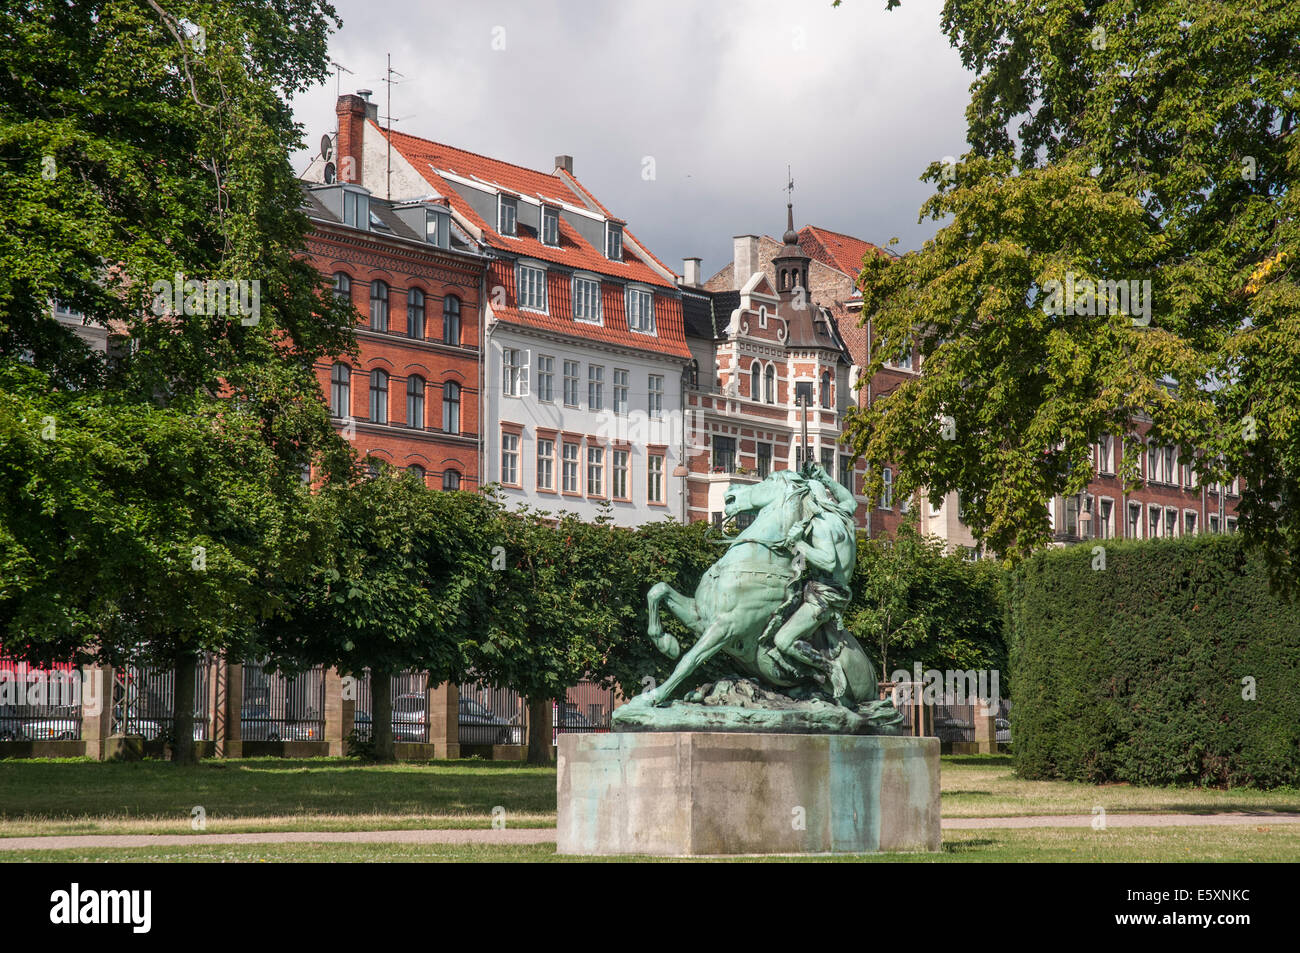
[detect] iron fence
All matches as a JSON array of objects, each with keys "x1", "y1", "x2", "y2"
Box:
[
  {"x1": 112, "y1": 656, "x2": 212, "y2": 742},
  {"x1": 352, "y1": 670, "x2": 430, "y2": 743},
  {"x1": 458, "y1": 680, "x2": 526, "y2": 746},
  {"x1": 241, "y1": 660, "x2": 325, "y2": 743},
  {"x1": 0, "y1": 658, "x2": 83, "y2": 741},
  {"x1": 892, "y1": 687, "x2": 1011, "y2": 745},
  {"x1": 554, "y1": 680, "x2": 616, "y2": 742}
]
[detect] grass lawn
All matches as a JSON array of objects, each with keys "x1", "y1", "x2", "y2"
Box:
[
  {"x1": 4, "y1": 826, "x2": 1298, "y2": 862},
  {"x1": 1, "y1": 754, "x2": 1297, "y2": 855}
]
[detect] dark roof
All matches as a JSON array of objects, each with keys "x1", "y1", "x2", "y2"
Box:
[
  {"x1": 681, "y1": 291, "x2": 716, "y2": 340},
  {"x1": 299, "y1": 183, "x2": 475, "y2": 252}
]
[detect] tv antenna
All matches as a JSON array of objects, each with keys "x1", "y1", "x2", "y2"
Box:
[
  {"x1": 329, "y1": 59, "x2": 353, "y2": 100},
  {"x1": 382, "y1": 53, "x2": 405, "y2": 200}
]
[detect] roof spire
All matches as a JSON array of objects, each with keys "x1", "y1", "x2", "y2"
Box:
[{"x1": 783, "y1": 167, "x2": 798, "y2": 245}]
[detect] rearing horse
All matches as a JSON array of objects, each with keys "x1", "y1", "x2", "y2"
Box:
[{"x1": 640, "y1": 469, "x2": 877, "y2": 707}]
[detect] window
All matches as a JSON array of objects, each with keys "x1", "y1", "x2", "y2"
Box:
[
  {"x1": 880, "y1": 468, "x2": 893, "y2": 509},
  {"x1": 606, "y1": 223, "x2": 623, "y2": 261},
  {"x1": 333, "y1": 272, "x2": 351, "y2": 303},
  {"x1": 1098, "y1": 435, "x2": 1114, "y2": 474},
  {"x1": 613, "y1": 450, "x2": 629, "y2": 499},
  {"x1": 563, "y1": 360, "x2": 580, "y2": 407},
  {"x1": 1164, "y1": 508, "x2": 1177, "y2": 538},
  {"x1": 1064, "y1": 496, "x2": 1080, "y2": 536},
  {"x1": 502, "y1": 348, "x2": 527, "y2": 397},
  {"x1": 587, "y1": 446, "x2": 604, "y2": 497},
  {"x1": 330, "y1": 363, "x2": 351, "y2": 417},
  {"x1": 1146, "y1": 443, "x2": 1159, "y2": 483},
  {"x1": 442, "y1": 469, "x2": 461, "y2": 491},
  {"x1": 765, "y1": 365, "x2": 775, "y2": 404},
  {"x1": 1128, "y1": 502, "x2": 1142, "y2": 539},
  {"x1": 837, "y1": 455, "x2": 851, "y2": 491},
  {"x1": 537, "y1": 354, "x2": 555, "y2": 402},
  {"x1": 821, "y1": 447, "x2": 835, "y2": 474},
  {"x1": 573, "y1": 276, "x2": 602, "y2": 323},
  {"x1": 542, "y1": 206, "x2": 559, "y2": 246},
  {"x1": 408, "y1": 464, "x2": 426, "y2": 483},
  {"x1": 343, "y1": 188, "x2": 369, "y2": 229},
  {"x1": 758, "y1": 306, "x2": 768, "y2": 329},
  {"x1": 499, "y1": 195, "x2": 518, "y2": 236},
  {"x1": 518, "y1": 264, "x2": 547, "y2": 311},
  {"x1": 751, "y1": 362, "x2": 761, "y2": 401},
  {"x1": 562, "y1": 442, "x2": 580, "y2": 493},
  {"x1": 821, "y1": 371, "x2": 832, "y2": 408},
  {"x1": 647, "y1": 454, "x2": 663, "y2": 503},
  {"x1": 369, "y1": 280, "x2": 389, "y2": 332},
  {"x1": 1098, "y1": 498, "x2": 1113, "y2": 539},
  {"x1": 537, "y1": 439, "x2": 554, "y2": 491},
  {"x1": 891, "y1": 346, "x2": 913, "y2": 371},
  {"x1": 1226, "y1": 517, "x2": 1237, "y2": 533},
  {"x1": 795, "y1": 381, "x2": 813, "y2": 407},
  {"x1": 407, "y1": 288, "x2": 425, "y2": 339},
  {"x1": 1163, "y1": 447, "x2": 1176, "y2": 485},
  {"x1": 1209, "y1": 514, "x2": 1221, "y2": 533},
  {"x1": 443, "y1": 296, "x2": 461, "y2": 345},
  {"x1": 627, "y1": 288, "x2": 654, "y2": 333},
  {"x1": 1185, "y1": 511, "x2": 1197, "y2": 536},
  {"x1": 757, "y1": 442, "x2": 772, "y2": 479},
  {"x1": 712, "y1": 435, "x2": 736, "y2": 472},
  {"x1": 648, "y1": 375, "x2": 663, "y2": 419},
  {"x1": 613, "y1": 369, "x2": 629, "y2": 415},
  {"x1": 442, "y1": 381, "x2": 460, "y2": 434},
  {"x1": 369, "y1": 369, "x2": 388, "y2": 424},
  {"x1": 406, "y1": 375, "x2": 425, "y2": 429},
  {"x1": 588, "y1": 365, "x2": 604, "y2": 410},
  {"x1": 1149, "y1": 505, "x2": 1161, "y2": 538},
  {"x1": 501, "y1": 432, "x2": 519, "y2": 485}
]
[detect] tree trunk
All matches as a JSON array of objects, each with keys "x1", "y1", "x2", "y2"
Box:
[
  {"x1": 372, "y1": 668, "x2": 396, "y2": 763},
  {"x1": 172, "y1": 653, "x2": 198, "y2": 764},
  {"x1": 525, "y1": 695, "x2": 552, "y2": 766}
]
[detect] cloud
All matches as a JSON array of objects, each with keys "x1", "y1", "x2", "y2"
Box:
[{"x1": 290, "y1": 0, "x2": 973, "y2": 274}]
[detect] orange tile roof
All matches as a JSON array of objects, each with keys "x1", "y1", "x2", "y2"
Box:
[
  {"x1": 797, "y1": 225, "x2": 894, "y2": 284},
  {"x1": 379, "y1": 124, "x2": 676, "y2": 289}
]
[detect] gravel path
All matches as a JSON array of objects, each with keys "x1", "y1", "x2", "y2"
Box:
[{"x1": 2, "y1": 812, "x2": 1298, "y2": 851}]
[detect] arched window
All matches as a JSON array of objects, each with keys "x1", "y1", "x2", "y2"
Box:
[
  {"x1": 881, "y1": 468, "x2": 893, "y2": 509},
  {"x1": 407, "y1": 288, "x2": 425, "y2": 339},
  {"x1": 442, "y1": 380, "x2": 461, "y2": 434},
  {"x1": 369, "y1": 369, "x2": 388, "y2": 424},
  {"x1": 443, "y1": 295, "x2": 461, "y2": 345},
  {"x1": 370, "y1": 280, "x2": 389, "y2": 332},
  {"x1": 442, "y1": 469, "x2": 462, "y2": 491},
  {"x1": 689, "y1": 359, "x2": 700, "y2": 388},
  {"x1": 408, "y1": 464, "x2": 426, "y2": 483},
  {"x1": 333, "y1": 272, "x2": 351, "y2": 303},
  {"x1": 330, "y1": 363, "x2": 351, "y2": 418},
  {"x1": 821, "y1": 371, "x2": 832, "y2": 408},
  {"x1": 764, "y1": 365, "x2": 775, "y2": 404},
  {"x1": 407, "y1": 375, "x2": 425, "y2": 429},
  {"x1": 750, "y1": 362, "x2": 761, "y2": 401}
]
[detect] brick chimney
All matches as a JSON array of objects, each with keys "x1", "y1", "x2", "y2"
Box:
[
  {"x1": 554, "y1": 155, "x2": 574, "y2": 175},
  {"x1": 733, "y1": 235, "x2": 760, "y2": 290},
  {"x1": 335, "y1": 92, "x2": 373, "y2": 185},
  {"x1": 682, "y1": 257, "x2": 702, "y2": 287}
]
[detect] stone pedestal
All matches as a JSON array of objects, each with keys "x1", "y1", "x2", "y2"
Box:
[{"x1": 557, "y1": 731, "x2": 940, "y2": 856}]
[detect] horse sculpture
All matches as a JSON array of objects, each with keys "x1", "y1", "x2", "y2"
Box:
[{"x1": 634, "y1": 464, "x2": 884, "y2": 715}]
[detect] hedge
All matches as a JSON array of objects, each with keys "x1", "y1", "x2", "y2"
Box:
[{"x1": 1007, "y1": 533, "x2": 1300, "y2": 788}]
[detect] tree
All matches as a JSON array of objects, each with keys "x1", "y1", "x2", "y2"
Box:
[
  {"x1": 260, "y1": 470, "x2": 497, "y2": 762},
  {"x1": 0, "y1": 0, "x2": 357, "y2": 758},
  {"x1": 840, "y1": 0, "x2": 1300, "y2": 579}
]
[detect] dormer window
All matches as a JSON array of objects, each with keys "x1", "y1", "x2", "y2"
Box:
[
  {"x1": 606, "y1": 223, "x2": 623, "y2": 261},
  {"x1": 342, "y1": 187, "x2": 369, "y2": 229},
  {"x1": 425, "y1": 209, "x2": 446, "y2": 247},
  {"x1": 573, "y1": 275, "x2": 602, "y2": 323},
  {"x1": 542, "y1": 206, "x2": 560, "y2": 246},
  {"x1": 517, "y1": 262, "x2": 547, "y2": 312},
  {"x1": 499, "y1": 195, "x2": 518, "y2": 237},
  {"x1": 626, "y1": 286, "x2": 654, "y2": 333}
]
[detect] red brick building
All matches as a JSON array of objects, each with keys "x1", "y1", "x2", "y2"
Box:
[{"x1": 301, "y1": 178, "x2": 486, "y2": 488}]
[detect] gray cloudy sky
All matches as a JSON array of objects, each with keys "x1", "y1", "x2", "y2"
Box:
[{"x1": 290, "y1": 0, "x2": 973, "y2": 277}]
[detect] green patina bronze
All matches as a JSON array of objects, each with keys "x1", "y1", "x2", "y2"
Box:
[{"x1": 615, "y1": 462, "x2": 904, "y2": 734}]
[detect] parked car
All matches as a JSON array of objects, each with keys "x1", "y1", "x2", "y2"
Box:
[
  {"x1": 995, "y1": 717, "x2": 1011, "y2": 744},
  {"x1": 458, "y1": 698, "x2": 517, "y2": 745},
  {"x1": 240, "y1": 705, "x2": 319, "y2": 742},
  {"x1": 933, "y1": 716, "x2": 972, "y2": 744},
  {"x1": 351, "y1": 710, "x2": 427, "y2": 743},
  {"x1": 13, "y1": 715, "x2": 80, "y2": 741}
]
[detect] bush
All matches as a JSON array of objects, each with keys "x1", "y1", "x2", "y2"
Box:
[{"x1": 1007, "y1": 533, "x2": 1300, "y2": 788}]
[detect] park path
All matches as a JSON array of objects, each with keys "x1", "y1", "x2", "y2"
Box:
[{"x1": 2, "y1": 812, "x2": 1299, "y2": 851}]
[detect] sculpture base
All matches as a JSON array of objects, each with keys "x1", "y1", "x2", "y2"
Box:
[{"x1": 556, "y1": 731, "x2": 940, "y2": 856}]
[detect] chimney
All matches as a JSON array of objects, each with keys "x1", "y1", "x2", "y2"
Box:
[
  {"x1": 682, "y1": 257, "x2": 702, "y2": 287},
  {"x1": 554, "y1": 155, "x2": 574, "y2": 175},
  {"x1": 733, "y1": 235, "x2": 760, "y2": 290},
  {"x1": 355, "y1": 88, "x2": 378, "y2": 122},
  {"x1": 335, "y1": 92, "x2": 371, "y2": 185}
]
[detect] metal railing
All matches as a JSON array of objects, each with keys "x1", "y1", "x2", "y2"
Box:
[
  {"x1": 240, "y1": 660, "x2": 325, "y2": 743},
  {"x1": 112, "y1": 655, "x2": 212, "y2": 742},
  {"x1": 458, "y1": 680, "x2": 526, "y2": 746},
  {"x1": 554, "y1": 680, "x2": 616, "y2": 742},
  {"x1": 352, "y1": 670, "x2": 430, "y2": 743},
  {"x1": 0, "y1": 658, "x2": 83, "y2": 741}
]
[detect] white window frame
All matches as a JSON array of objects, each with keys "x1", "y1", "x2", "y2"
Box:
[
  {"x1": 626, "y1": 286, "x2": 654, "y2": 334},
  {"x1": 648, "y1": 374, "x2": 663, "y2": 419},
  {"x1": 613, "y1": 368, "x2": 629, "y2": 416},
  {"x1": 517, "y1": 263, "x2": 547, "y2": 313},
  {"x1": 500, "y1": 431, "x2": 519, "y2": 485},
  {"x1": 588, "y1": 364, "x2": 604, "y2": 411},
  {"x1": 502, "y1": 346, "x2": 530, "y2": 397},
  {"x1": 612, "y1": 449, "x2": 630, "y2": 500},
  {"x1": 647, "y1": 454, "x2": 663, "y2": 503},
  {"x1": 536, "y1": 354, "x2": 555, "y2": 402},
  {"x1": 572, "y1": 275, "x2": 602, "y2": 324},
  {"x1": 563, "y1": 360, "x2": 580, "y2": 407},
  {"x1": 536, "y1": 438, "x2": 555, "y2": 491},
  {"x1": 587, "y1": 446, "x2": 605, "y2": 497},
  {"x1": 562, "y1": 441, "x2": 580, "y2": 494},
  {"x1": 498, "y1": 194, "x2": 518, "y2": 237},
  {"x1": 606, "y1": 222, "x2": 623, "y2": 261},
  {"x1": 541, "y1": 205, "x2": 559, "y2": 246}
]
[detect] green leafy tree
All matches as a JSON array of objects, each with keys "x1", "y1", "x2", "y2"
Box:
[
  {"x1": 840, "y1": 0, "x2": 1300, "y2": 579},
  {"x1": 260, "y1": 470, "x2": 498, "y2": 762}
]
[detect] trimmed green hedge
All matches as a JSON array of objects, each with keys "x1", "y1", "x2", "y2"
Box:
[{"x1": 1007, "y1": 533, "x2": 1300, "y2": 788}]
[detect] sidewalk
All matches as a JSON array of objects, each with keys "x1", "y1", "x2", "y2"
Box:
[{"x1": 2, "y1": 812, "x2": 1297, "y2": 851}]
